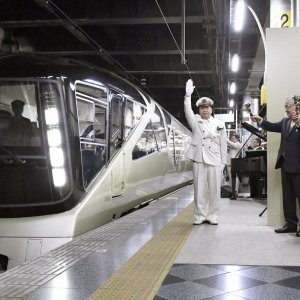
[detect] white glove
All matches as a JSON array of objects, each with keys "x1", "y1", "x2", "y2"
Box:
[{"x1": 185, "y1": 79, "x2": 195, "y2": 96}]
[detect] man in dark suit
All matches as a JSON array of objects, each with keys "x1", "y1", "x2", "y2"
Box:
[{"x1": 251, "y1": 96, "x2": 300, "y2": 236}]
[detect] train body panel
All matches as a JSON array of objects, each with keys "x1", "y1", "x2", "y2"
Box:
[
  {"x1": 0, "y1": 55, "x2": 192, "y2": 269},
  {"x1": 0, "y1": 237, "x2": 72, "y2": 269}
]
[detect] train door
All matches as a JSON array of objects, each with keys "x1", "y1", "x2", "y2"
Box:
[
  {"x1": 75, "y1": 82, "x2": 108, "y2": 188},
  {"x1": 109, "y1": 89, "x2": 125, "y2": 197}
]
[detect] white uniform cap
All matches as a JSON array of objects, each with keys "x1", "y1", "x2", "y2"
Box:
[{"x1": 195, "y1": 97, "x2": 214, "y2": 107}]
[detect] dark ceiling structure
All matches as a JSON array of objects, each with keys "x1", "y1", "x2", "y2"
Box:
[{"x1": 0, "y1": 0, "x2": 269, "y2": 124}]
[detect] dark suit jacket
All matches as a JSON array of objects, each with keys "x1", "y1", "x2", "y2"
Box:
[{"x1": 261, "y1": 118, "x2": 300, "y2": 173}]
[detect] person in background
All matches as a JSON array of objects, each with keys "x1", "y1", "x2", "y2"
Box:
[
  {"x1": 184, "y1": 79, "x2": 227, "y2": 225},
  {"x1": 248, "y1": 137, "x2": 263, "y2": 150},
  {"x1": 10, "y1": 100, "x2": 33, "y2": 146},
  {"x1": 251, "y1": 96, "x2": 300, "y2": 236},
  {"x1": 227, "y1": 134, "x2": 242, "y2": 199},
  {"x1": 247, "y1": 137, "x2": 264, "y2": 198}
]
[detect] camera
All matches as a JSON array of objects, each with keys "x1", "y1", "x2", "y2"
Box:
[{"x1": 293, "y1": 95, "x2": 300, "y2": 105}]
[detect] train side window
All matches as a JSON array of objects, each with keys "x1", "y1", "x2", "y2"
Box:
[
  {"x1": 76, "y1": 85, "x2": 108, "y2": 188},
  {"x1": 132, "y1": 105, "x2": 167, "y2": 160},
  {"x1": 134, "y1": 103, "x2": 145, "y2": 122},
  {"x1": 110, "y1": 94, "x2": 122, "y2": 138},
  {"x1": 151, "y1": 105, "x2": 167, "y2": 149},
  {"x1": 124, "y1": 99, "x2": 134, "y2": 139},
  {"x1": 162, "y1": 109, "x2": 171, "y2": 135},
  {"x1": 94, "y1": 105, "x2": 106, "y2": 140},
  {"x1": 132, "y1": 120, "x2": 158, "y2": 160},
  {"x1": 77, "y1": 99, "x2": 95, "y2": 140},
  {"x1": 76, "y1": 83, "x2": 108, "y2": 103},
  {"x1": 169, "y1": 118, "x2": 191, "y2": 165},
  {"x1": 110, "y1": 93, "x2": 123, "y2": 158}
]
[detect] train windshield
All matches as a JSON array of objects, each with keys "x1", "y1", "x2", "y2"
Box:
[{"x1": 0, "y1": 80, "x2": 71, "y2": 209}]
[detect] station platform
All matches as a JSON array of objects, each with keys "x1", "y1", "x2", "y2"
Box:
[{"x1": 1, "y1": 185, "x2": 300, "y2": 299}]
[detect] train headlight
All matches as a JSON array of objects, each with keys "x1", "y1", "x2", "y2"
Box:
[
  {"x1": 52, "y1": 168, "x2": 67, "y2": 187},
  {"x1": 49, "y1": 147, "x2": 65, "y2": 168},
  {"x1": 47, "y1": 128, "x2": 62, "y2": 147},
  {"x1": 41, "y1": 83, "x2": 70, "y2": 193},
  {"x1": 45, "y1": 110, "x2": 66, "y2": 187},
  {"x1": 45, "y1": 107, "x2": 59, "y2": 125}
]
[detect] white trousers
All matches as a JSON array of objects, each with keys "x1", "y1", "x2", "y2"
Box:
[{"x1": 193, "y1": 162, "x2": 222, "y2": 223}]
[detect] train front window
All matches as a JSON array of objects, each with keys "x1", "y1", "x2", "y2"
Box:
[
  {"x1": 0, "y1": 80, "x2": 71, "y2": 209},
  {"x1": 0, "y1": 82, "x2": 40, "y2": 147}
]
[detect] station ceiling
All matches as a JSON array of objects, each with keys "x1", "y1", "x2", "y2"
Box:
[{"x1": 0, "y1": 0, "x2": 269, "y2": 123}]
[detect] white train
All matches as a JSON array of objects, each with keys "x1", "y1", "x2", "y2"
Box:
[{"x1": 0, "y1": 55, "x2": 193, "y2": 270}]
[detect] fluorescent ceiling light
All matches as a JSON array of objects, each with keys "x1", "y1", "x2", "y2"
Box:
[
  {"x1": 233, "y1": 0, "x2": 246, "y2": 32},
  {"x1": 231, "y1": 54, "x2": 240, "y2": 72},
  {"x1": 229, "y1": 99, "x2": 235, "y2": 107}
]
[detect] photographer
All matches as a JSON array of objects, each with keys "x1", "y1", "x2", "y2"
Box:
[{"x1": 251, "y1": 96, "x2": 300, "y2": 236}]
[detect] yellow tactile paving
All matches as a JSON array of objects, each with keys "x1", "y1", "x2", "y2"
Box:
[{"x1": 89, "y1": 202, "x2": 194, "y2": 300}]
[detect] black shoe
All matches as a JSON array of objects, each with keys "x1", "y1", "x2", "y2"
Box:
[
  {"x1": 296, "y1": 230, "x2": 300, "y2": 237},
  {"x1": 275, "y1": 223, "x2": 297, "y2": 233},
  {"x1": 230, "y1": 193, "x2": 238, "y2": 200}
]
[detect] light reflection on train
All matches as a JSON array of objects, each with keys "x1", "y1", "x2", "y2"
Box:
[{"x1": 0, "y1": 55, "x2": 192, "y2": 270}]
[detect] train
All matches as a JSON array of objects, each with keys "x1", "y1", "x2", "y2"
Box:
[{"x1": 0, "y1": 54, "x2": 193, "y2": 270}]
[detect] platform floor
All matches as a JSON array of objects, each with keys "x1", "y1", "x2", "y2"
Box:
[
  {"x1": 1, "y1": 185, "x2": 300, "y2": 299},
  {"x1": 155, "y1": 191, "x2": 300, "y2": 300}
]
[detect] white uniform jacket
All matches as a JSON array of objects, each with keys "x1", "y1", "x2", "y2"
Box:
[{"x1": 184, "y1": 95, "x2": 227, "y2": 166}]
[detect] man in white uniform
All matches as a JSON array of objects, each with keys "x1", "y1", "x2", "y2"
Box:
[{"x1": 184, "y1": 79, "x2": 227, "y2": 225}]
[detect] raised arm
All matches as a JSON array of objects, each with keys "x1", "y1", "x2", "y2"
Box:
[{"x1": 184, "y1": 79, "x2": 196, "y2": 130}]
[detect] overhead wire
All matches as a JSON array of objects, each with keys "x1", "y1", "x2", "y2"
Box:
[
  {"x1": 154, "y1": 0, "x2": 200, "y2": 98},
  {"x1": 44, "y1": 0, "x2": 148, "y2": 89},
  {"x1": 38, "y1": 0, "x2": 201, "y2": 100}
]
